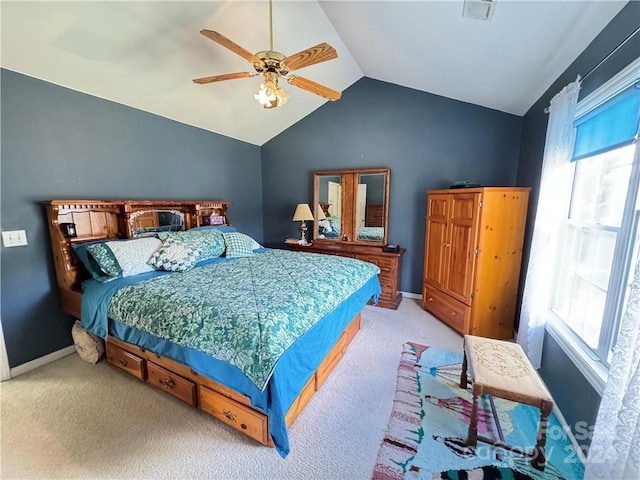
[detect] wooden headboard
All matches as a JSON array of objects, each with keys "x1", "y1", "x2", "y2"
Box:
[{"x1": 46, "y1": 200, "x2": 231, "y2": 319}]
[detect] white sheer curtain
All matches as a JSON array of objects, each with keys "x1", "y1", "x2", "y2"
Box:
[
  {"x1": 585, "y1": 255, "x2": 640, "y2": 479},
  {"x1": 517, "y1": 79, "x2": 580, "y2": 368}
]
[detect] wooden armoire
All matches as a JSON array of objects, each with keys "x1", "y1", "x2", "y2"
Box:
[{"x1": 422, "y1": 187, "x2": 530, "y2": 339}]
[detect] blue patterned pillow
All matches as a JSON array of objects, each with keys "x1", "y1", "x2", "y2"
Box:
[
  {"x1": 158, "y1": 229, "x2": 225, "y2": 262},
  {"x1": 222, "y1": 232, "x2": 256, "y2": 259},
  {"x1": 72, "y1": 241, "x2": 115, "y2": 282},
  {"x1": 148, "y1": 237, "x2": 200, "y2": 272}
]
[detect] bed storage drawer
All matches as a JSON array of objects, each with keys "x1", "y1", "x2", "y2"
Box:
[
  {"x1": 200, "y1": 386, "x2": 269, "y2": 445},
  {"x1": 106, "y1": 342, "x2": 146, "y2": 380},
  {"x1": 316, "y1": 314, "x2": 360, "y2": 388},
  {"x1": 146, "y1": 362, "x2": 196, "y2": 407}
]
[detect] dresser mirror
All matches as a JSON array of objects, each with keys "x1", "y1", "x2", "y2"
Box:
[
  {"x1": 130, "y1": 209, "x2": 185, "y2": 236},
  {"x1": 313, "y1": 168, "x2": 390, "y2": 246}
]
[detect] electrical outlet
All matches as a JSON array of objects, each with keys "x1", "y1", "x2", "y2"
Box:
[{"x1": 2, "y1": 230, "x2": 28, "y2": 247}]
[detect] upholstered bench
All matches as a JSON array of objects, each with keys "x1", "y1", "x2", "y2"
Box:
[{"x1": 459, "y1": 335, "x2": 554, "y2": 470}]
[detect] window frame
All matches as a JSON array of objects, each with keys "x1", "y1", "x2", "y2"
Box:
[{"x1": 544, "y1": 57, "x2": 640, "y2": 395}]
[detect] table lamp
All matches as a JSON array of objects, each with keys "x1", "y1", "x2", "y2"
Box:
[{"x1": 292, "y1": 203, "x2": 314, "y2": 244}]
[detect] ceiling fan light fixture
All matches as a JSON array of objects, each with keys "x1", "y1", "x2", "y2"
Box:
[
  {"x1": 254, "y1": 72, "x2": 289, "y2": 109},
  {"x1": 462, "y1": 0, "x2": 496, "y2": 21},
  {"x1": 194, "y1": 0, "x2": 341, "y2": 107}
]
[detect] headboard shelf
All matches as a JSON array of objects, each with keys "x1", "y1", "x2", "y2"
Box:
[
  {"x1": 68, "y1": 235, "x2": 122, "y2": 244},
  {"x1": 46, "y1": 199, "x2": 232, "y2": 318}
]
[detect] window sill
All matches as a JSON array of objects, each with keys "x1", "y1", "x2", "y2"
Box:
[{"x1": 545, "y1": 318, "x2": 607, "y2": 396}]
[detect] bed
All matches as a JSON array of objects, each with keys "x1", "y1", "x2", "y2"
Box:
[{"x1": 45, "y1": 200, "x2": 381, "y2": 457}]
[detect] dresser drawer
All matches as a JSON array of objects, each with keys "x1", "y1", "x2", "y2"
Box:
[
  {"x1": 200, "y1": 386, "x2": 269, "y2": 445},
  {"x1": 423, "y1": 284, "x2": 471, "y2": 335},
  {"x1": 356, "y1": 254, "x2": 393, "y2": 274},
  {"x1": 106, "y1": 342, "x2": 146, "y2": 380},
  {"x1": 377, "y1": 272, "x2": 394, "y2": 294},
  {"x1": 147, "y1": 362, "x2": 196, "y2": 407}
]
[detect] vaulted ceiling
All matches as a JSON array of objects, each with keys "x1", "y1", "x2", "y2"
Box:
[{"x1": 1, "y1": 1, "x2": 628, "y2": 146}]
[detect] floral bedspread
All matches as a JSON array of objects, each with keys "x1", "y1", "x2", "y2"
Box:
[{"x1": 107, "y1": 249, "x2": 380, "y2": 390}]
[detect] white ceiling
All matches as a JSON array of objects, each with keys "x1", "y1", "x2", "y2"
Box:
[{"x1": 1, "y1": 1, "x2": 628, "y2": 146}]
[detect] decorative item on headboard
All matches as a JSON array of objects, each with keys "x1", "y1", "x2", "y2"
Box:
[
  {"x1": 208, "y1": 213, "x2": 226, "y2": 225},
  {"x1": 60, "y1": 222, "x2": 77, "y2": 238}
]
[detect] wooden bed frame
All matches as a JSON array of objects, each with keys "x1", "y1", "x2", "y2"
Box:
[{"x1": 45, "y1": 200, "x2": 363, "y2": 447}]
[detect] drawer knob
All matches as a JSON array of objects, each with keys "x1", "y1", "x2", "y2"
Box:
[
  {"x1": 223, "y1": 409, "x2": 236, "y2": 421},
  {"x1": 451, "y1": 311, "x2": 456, "y2": 316},
  {"x1": 428, "y1": 297, "x2": 434, "y2": 302},
  {"x1": 241, "y1": 423, "x2": 247, "y2": 430},
  {"x1": 161, "y1": 379, "x2": 175, "y2": 389},
  {"x1": 119, "y1": 358, "x2": 128, "y2": 367}
]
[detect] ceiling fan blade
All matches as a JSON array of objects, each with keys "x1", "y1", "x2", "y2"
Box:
[
  {"x1": 200, "y1": 29, "x2": 261, "y2": 64},
  {"x1": 193, "y1": 72, "x2": 257, "y2": 84},
  {"x1": 282, "y1": 43, "x2": 338, "y2": 72},
  {"x1": 287, "y1": 76, "x2": 341, "y2": 102}
]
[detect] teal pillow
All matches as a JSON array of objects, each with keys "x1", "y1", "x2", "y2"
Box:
[
  {"x1": 72, "y1": 242, "x2": 114, "y2": 282},
  {"x1": 84, "y1": 243, "x2": 121, "y2": 278},
  {"x1": 158, "y1": 229, "x2": 225, "y2": 262},
  {"x1": 148, "y1": 237, "x2": 200, "y2": 272},
  {"x1": 222, "y1": 232, "x2": 256, "y2": 259}
]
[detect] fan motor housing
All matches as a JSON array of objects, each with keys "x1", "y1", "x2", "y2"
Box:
[{"x1": 254, "y1": 50, "x2": 288, "y2": 75}]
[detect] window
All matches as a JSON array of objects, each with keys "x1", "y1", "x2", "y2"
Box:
[
  {"x1": 551, "y1": 144, "x2": 636, "y2": 355},
  {"x1": 548, "y1": 61, "x2": 640, "y2": 386}
]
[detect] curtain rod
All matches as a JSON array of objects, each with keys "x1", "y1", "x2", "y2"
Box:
[{"x1": 544, "y1": 25, "x2": 640, "y2": 114}]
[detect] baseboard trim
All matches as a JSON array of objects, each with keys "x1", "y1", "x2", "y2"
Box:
[
  {"x1": 401, "y1": 291, "x2": 421, "y2": 300},
  {"x1": 553, "y1": 403, "x2": 588, "y2": 465},
  {"x1": 9, "y1": 345, "x2": 76, "y2": 379}
]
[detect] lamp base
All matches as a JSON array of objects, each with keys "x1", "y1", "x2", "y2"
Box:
[{"x1": 298, "y1": 221, "x2": 308, "y2": 244}]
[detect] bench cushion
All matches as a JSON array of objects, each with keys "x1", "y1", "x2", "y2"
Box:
[{"x1": 464, "y1": 335, "x2": 553, "y2": 408}]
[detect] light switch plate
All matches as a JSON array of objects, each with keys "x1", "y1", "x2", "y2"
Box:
[{"x1": 2, "y1": 230, "x2": 28, "y2": 247}]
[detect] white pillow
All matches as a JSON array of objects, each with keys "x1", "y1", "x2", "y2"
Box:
[{"x1": 106, "y1": 237, "x2": 161, "y2": 277}]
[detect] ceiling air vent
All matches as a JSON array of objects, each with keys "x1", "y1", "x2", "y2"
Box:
[{"x1": 462, "y1": 0, "x2": 496, "y2": 21}]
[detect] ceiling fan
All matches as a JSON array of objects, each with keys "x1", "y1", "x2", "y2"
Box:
[{"x1": 193, "y1": 0, "x2": 341, "y2": 109}]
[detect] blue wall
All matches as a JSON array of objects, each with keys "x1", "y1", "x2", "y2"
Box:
[
  {"x1": 0, "y1": 69, "x2": 262, "y2": 368},
  {"x1": 516, "y1": 1, "x2": 640, "y2": 447},
  {"x1": 261, "y1": 77, "x2": 523, "y2": 294}
]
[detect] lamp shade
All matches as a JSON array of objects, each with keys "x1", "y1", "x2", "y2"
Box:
[{"x1": 292, "y1": 203, "x2": 314, "y2": 222}]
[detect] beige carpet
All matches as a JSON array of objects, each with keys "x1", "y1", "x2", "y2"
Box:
[{"x1": 0, "y1": 299, "x2": 463, "y2": 480}]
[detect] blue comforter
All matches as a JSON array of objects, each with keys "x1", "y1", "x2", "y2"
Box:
[{"x1": 81, "y1": 248, "x2": 381, "y2": 457}]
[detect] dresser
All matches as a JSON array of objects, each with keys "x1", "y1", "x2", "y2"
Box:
[
  {"x1": 422, "y1": 187, "x2": 530, "y2": 339},
  {"x1": 289, "y1": 242, "x2": 405, "y2": 309}
]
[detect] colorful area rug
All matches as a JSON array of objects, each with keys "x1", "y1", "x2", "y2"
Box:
[{"x1": 372, "y1": 343, "x2": 585, "y2": 480}]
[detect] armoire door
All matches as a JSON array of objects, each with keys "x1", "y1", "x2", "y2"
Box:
[
  {"x1": 424, "y1": 194, "x2": 449, "y2": 290},
  {"x1": 444, "y1": 193, "x2": 481, "y2": 305}
]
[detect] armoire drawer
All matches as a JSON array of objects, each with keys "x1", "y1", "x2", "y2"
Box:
[
  {"x1": 423, "y1": 284, "x2": 471, "y2": 335},
  {"x1": 200, "y1": 386, "x2": 269, "y2": 445},
  {"x1": 146, "y1": 361, "x2": 196, "y2": 407},
  {"x1": 106, "y1": 342, "x2": 146, "y2": 380}
]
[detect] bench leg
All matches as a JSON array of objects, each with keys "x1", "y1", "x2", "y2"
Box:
[
  {"x1": 460, "y1": 349, "x2": 468, "y2": 388},
  {"x1": 531, "y1": 401, "x2": 553, "y2": 470},
  {"x1": 466, "y1": 390, "x2": 479, "y2": 447}
]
